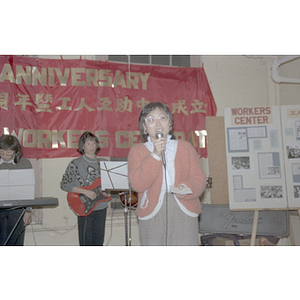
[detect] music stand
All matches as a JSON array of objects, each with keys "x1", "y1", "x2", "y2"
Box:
[{"x1": 100, "y1": 161, "x2": 134, "y2": 246}]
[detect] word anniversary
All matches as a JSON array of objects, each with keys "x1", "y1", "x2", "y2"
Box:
[{"x1": 0, "y1": 63, "x2": 150, "y2": 89}]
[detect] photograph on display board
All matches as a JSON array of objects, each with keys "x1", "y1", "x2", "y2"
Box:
[
  {"x1": 296, "y1": 121, "x2": 300, "y2": 140},
  {"x1": 292, "y1": 163, "x2": 300, "y2": 182},
  {"x1": 246, "y1": 126, "x2": 267, "y2": 138},
  {"x1": 286, "y1": 145, "x2": 300, "y2": 159},
  {"x1": 292, "y1": 164, "x2": 300, "y2": 202},
  {"x1": 293, "y1": 185, "x2": 300, "y2": 199},
  {"x1": 233, "y1": 188, "x2": 256, "y2": 203},
  {"x1": 227, "y1": 127, "x2": 249, "y2": 152},
  {"x1": 260, "y1": 185, "x2": 283, "y2": 199},
  {"x1": 232, "y1": 175, "x2": 256, "y2": 203},
  {"x1": 258, "y1": 152, "x2": 281, "y2": 179},
  {"x1": 231, "y1": 156, "x2": 250, "y2": 170}
]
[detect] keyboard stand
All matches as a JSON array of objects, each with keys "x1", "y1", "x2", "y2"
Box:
[{"x1": 1, "y1": 197, "x2": 58, "y2": 246}]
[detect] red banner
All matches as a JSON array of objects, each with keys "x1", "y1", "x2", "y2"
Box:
[{"x1": 0, "y1": 56, "x2": 217, "y2": 159}]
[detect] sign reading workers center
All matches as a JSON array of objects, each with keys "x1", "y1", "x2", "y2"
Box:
[{"x1": 0, "y1": 56, "x2": 217, "y2": 159}]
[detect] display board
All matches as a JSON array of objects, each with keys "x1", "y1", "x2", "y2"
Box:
[
  {"x1": 281, "y1": 105, "x2": 300, "y2": 209},
  {"x1": 224, "y1": 106, "x2": 287, "y2": 210}
]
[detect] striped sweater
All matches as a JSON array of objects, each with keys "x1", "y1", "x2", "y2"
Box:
[{"x1": 128, "y1": 139, "x2": 206, "y2": 220}]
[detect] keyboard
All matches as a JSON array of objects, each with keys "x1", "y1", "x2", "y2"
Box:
[{"x1": 0, "y1": 197, "x2": 58, "y2": 208}]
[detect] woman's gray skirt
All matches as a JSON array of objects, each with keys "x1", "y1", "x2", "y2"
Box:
[{"x1": 138, "y1": 193, "x2": 199, "y2": 246}]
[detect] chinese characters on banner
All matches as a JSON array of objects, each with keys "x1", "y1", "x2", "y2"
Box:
[{"x1": 0, "y1": 56, "x2": 217, "y2": 159}]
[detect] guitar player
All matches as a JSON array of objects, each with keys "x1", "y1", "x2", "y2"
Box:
[{"x1": 60, "y1": 131, "x2": 108, "y2": 246}]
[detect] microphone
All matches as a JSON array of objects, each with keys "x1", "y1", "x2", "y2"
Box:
[{"x1": 155, "y1": 130, "x2": 166, "y2": 166}]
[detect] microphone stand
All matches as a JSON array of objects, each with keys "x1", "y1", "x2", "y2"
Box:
[
  {"x1": 100, "y1": 161, "x2": 133, "y2": 246},
  {"x1": 129, "y1": 188, "x2": 132, "y2": 246},
  {"x1": 124, "y1": 194, "x2": 128, "y2": 246},
  {"x1": 122, "y1": 187, "x2": 133, "y2": 246},
  {"x1": 155, "y1": 130, "x2": 168, "y2": 244},
  {"x1": 3, "y1": 208, "x2": 25, "y2": 246}
]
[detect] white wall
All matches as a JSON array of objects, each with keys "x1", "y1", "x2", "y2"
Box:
[
  {"x1": 23, "y1": 55, "x2": 300, "y2": 246},
  {"x1": 193, "y1": 55, "x2": 280, "y2": 113},
  {"x1": 277, "y1": 57, "x2": 300, "y2": 105}
]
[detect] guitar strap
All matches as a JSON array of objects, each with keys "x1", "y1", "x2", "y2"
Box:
[{"x1": 97, "y1": 158, "x2": 101, "y2": 176}]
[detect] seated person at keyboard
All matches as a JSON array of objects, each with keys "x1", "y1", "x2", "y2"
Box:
[{"x1": 0, "y1": 134, "x2": 33, "y2": 246}]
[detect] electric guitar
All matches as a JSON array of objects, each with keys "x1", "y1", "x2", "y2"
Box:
[{"x1": 67, "y1": 178, "x2": 111, "y2": 216}]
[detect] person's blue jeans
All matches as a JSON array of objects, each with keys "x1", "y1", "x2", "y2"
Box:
[
  {"x1": 0, "y1": 208, "x2": 25, "y2": 246},
  {"x1": 77, "y1": 208, "x2": 107, "y2": 246}
]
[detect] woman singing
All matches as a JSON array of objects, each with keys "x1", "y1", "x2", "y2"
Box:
[{"x1": 128, "y1": 102, "x2": 206, "y2": 246}]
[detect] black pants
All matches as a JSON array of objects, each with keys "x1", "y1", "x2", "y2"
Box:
[
  {"x1": 0, "y1": 208, "x2": 25, "y2": 246},
  {"x1": 77, "y1": 208, "x2": 107, "y2": 246}
]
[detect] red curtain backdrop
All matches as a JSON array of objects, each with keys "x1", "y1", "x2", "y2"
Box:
[{"x1": 0, "y1": 56, "x2": 217, "y2": 159}]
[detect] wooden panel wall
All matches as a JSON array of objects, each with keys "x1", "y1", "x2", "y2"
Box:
[{"x1": 206, "y1": 116, "x2": 229, "y2": 205}]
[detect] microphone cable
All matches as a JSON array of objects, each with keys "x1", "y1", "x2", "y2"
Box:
[
  {"x1": 163, "y1": 159, "x2": 168, "y2": 246},
  {"x1": 155, "y1": 130, "x2": 169, "y2": 245}
]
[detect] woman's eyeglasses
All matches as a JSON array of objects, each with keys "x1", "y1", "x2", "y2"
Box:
[{"x1": 145, "y1": 113, "x2": 169, "y2": 126}]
